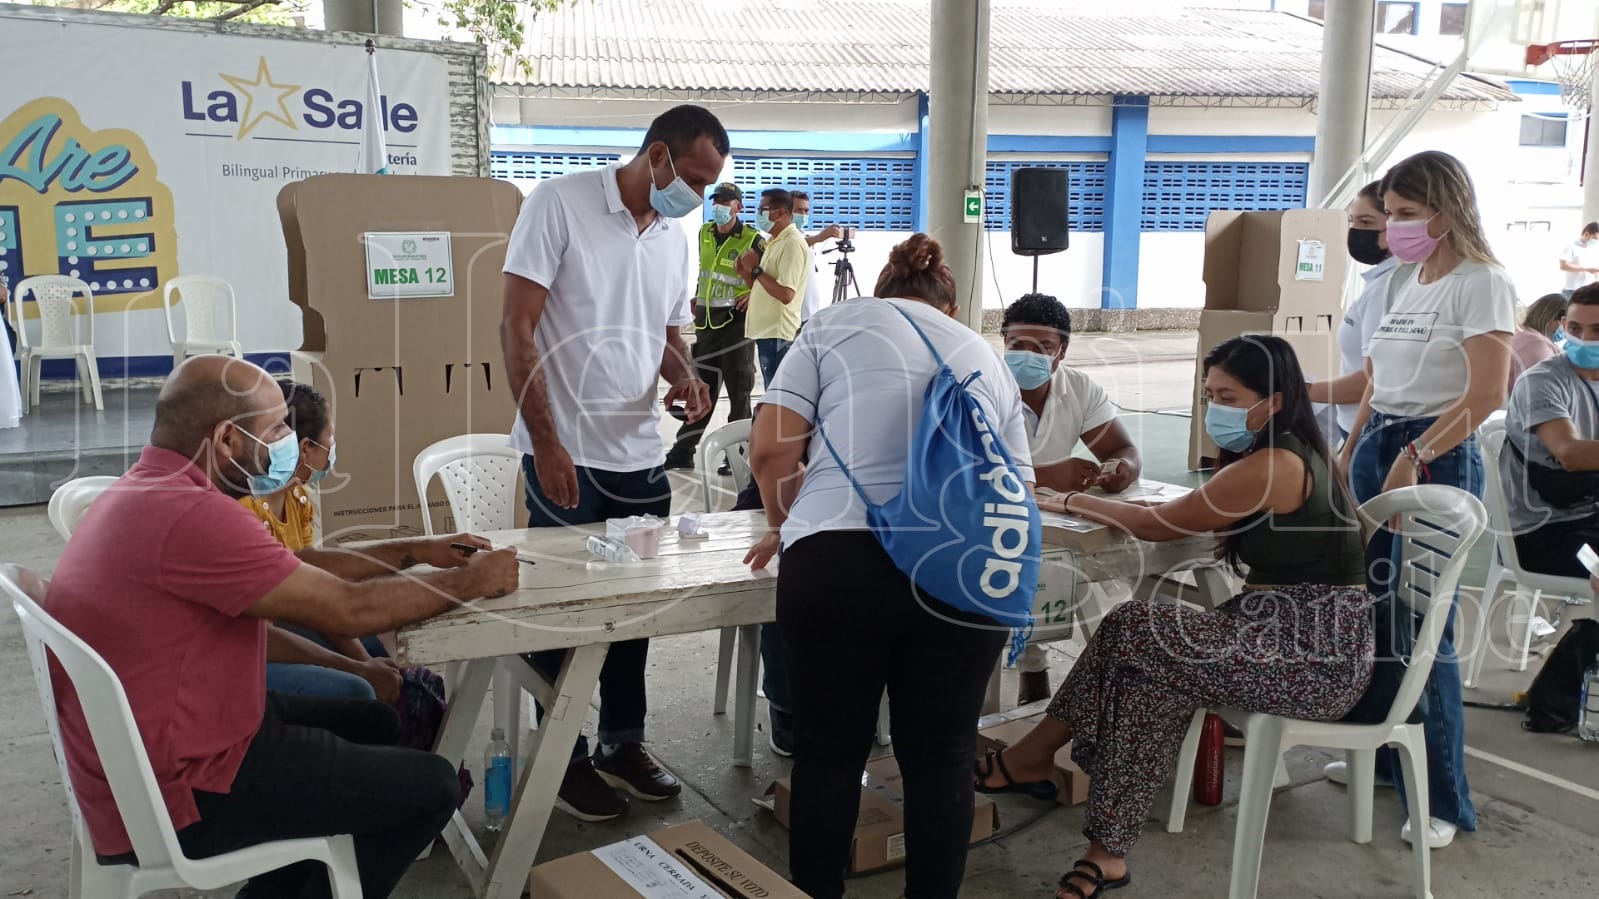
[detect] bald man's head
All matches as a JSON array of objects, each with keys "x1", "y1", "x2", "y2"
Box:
[{"x1": 153, "y1": 356, "x2": 293, "y2": 497}]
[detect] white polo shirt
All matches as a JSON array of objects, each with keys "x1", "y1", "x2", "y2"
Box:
[
  {"x1": 502, "y1": 165, "x2": 694, "y2": 471},
  {"x1": 800, "y1": 244, "x2": 824, "y2": 323}
]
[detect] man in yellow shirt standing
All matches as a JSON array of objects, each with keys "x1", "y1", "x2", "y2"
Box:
[{"x1": 739, "y1": 188, "x2": 810, "y2": 383}]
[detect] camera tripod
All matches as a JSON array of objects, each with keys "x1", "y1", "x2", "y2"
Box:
[{"x1": 825, "y1": 237, "x2": 861, "y2": 304}]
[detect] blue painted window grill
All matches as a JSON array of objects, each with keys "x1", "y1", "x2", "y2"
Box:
[
  {"x1": 983, "y1": 161, "x2": 1107, "y2": 233},
  {"x1": 1140, "y1": 162, "x2": 1310, "y2": 232},
  {"x1": 730, "y1": 157, "x2": 916, "y2": 231},
  {"x1": 490, "y1": 151, "x2": 622, "y2": 182}
]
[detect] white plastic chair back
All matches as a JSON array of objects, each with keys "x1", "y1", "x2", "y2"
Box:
[
  {"x1": 697, "y1": 418, "x2": 753, "y2": 513},
  {"x1": 6, "y1": 564, "x2": 364, "y2": 896},
  {"x1": 15, "y1": 275, "x2": 94, "y2": 350},
  {"x1": 412, "y1": 434, "x2": 523, "y2": 535},
  {"x1": 163, "y1": 276, "x2": 237, "y2": 345},
  {"x1": 1478, "y1": 419, "x2": 1520, "y2": 574},
  {"x1": 47, "y1": 476, "x2": 119, "y2": 541},
  {"x1": 1357, "y1": 485, "x2": 1488, "y2": 725}
]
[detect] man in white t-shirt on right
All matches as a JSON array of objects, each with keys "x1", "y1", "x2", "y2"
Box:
[
  {"x1": 1000, "y1": 292, "x2": 1143, "y2": 703},
  {"x1": 791, "y1": 191, "x2": 843, "y2": 327},
  {"x1": 1559, "y1": 221, "x2": 1599, "y2": 298}
]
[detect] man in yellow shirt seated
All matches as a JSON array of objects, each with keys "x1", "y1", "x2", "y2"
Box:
[{"x1": 739, "y1": 188, "x2": 811, "y2": 384}]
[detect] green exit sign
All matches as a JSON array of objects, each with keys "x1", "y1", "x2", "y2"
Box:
[{"x1": 963, "y1": 189, "x2": 983, "y2": 223}]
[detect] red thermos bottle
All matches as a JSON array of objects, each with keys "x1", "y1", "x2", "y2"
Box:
[{"x1": 1194, "y1": 713, "x2": 1225, "y2": 806}]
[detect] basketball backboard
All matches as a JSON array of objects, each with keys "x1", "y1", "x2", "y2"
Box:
[{"x1": 1466, "y1": 0, "x2": 1599, "y2": 79}]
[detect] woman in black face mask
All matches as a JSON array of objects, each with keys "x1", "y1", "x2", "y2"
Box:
[{"x1": 1306, "y1": 181, "x2": 1396, "y2": 449}]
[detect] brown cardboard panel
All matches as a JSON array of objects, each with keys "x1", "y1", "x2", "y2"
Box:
[
  {"x1": 975, "y1": 715, "x2": 1091, "y2": 806},
  {"x1": 762, "y1": 756, "x2": 998, "y2": 874},
  {"x1": 278, "y1": 175, "x2": 523, "y2": 541},
  {"x1": 1201, "y1": 208, "x2": 1348, "y2": 325},
  {"x1": 526, "y1": 820, "x2": 809, "y2": 899},
  {"x1": 1187, "y1": 310, "x2": 1273, "y2": 470}
]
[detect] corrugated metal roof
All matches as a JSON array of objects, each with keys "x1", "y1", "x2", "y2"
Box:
[{"x1": 500, "y1": 1, "x2": 1516, "y2": 105}]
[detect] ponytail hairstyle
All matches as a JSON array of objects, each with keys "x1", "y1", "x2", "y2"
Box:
[
  {"x1": 875, "y1": 233, "x2": 957, "y2": 311},
  {"x1": 1380, "y1": 151, "x2": 1499, "y2": 266}
]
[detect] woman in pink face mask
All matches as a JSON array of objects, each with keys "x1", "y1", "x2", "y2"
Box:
[{"x1": 1339, "y1": 150, "x2": 1516, "y2": 851}]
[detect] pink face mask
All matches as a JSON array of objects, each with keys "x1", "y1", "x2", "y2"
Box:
[{"x1": 1386, "y1": 215, "x2": 1443, "y2": 263}]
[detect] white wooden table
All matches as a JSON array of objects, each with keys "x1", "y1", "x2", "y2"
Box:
[{"x1": 397, "y1": 495, "x2": 1230, "y2": 899}]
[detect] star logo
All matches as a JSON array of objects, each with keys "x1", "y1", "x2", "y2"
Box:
[{"x1": 220, "y1": 57, "x2": 300, "y2": 141}]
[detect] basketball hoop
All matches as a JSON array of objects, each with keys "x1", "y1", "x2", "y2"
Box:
[{"x1": 1524, "y1": 38, "x2": 1599, "y2": 118}]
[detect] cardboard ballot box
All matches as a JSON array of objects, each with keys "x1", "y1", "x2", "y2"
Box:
[
  {"x1": 976, "y1": 713, "x2": 1091, "y2": 806},
  {"x1": 278, "y1": 174, "x2": 523, "y2": 542},
  {"x1": 758, "y1": 755, "x2": 999, "y2": 874},
  {"x1": 527, "y1": 821, "x2": 809, "y2": 899},
  {"x1": 1188, "y1": 209, "x2": 1348, "y2": 470}
]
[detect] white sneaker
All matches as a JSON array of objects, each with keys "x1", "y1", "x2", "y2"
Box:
[
  {"x1": 1322, "y1": 760, "x2": 1394, "y2": 788},
  {"x1": 1401, "y1": 817, "x2": 1457, "y2": 849}
]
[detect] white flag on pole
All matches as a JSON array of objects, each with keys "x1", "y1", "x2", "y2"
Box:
[{"x1": 361, "y1": 41, "x2": 390, "y2": 174}]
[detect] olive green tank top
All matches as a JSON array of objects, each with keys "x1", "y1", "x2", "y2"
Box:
[{"x1": 1234, "y1": 432, "x2": 1366, "y2": 587}]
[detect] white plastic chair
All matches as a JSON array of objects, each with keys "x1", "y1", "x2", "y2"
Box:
[
  {"x1": 5, "y1": 564, "x2": 362, "y2": 898},
  {"x1": 1170, "y1": 485, "x2": 1485, "y2": 899},
  {"x1": 1464, "y1": 419, "x2": 1590, "y2": 688},
  {"x1": 13, "y1": 275, "x2": 103, "y2": 410},
  {"x1": 48, "y1": 476, "x2": 120, "y2": 541},
  {"x1": 162, "y1": 276, "x2": 243, "y2": 366},
  {"x1": 412, "y1": 434, "x2": 537, "y2": 769}
]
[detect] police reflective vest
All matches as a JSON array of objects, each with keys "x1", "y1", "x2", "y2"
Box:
[{"x1": 697, "y1": 222, "x2": 761, "y2": 309}]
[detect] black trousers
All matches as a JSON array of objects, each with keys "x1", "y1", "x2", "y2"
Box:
[
  {"x1": 1513, "y1": 515, "x2": 1599, "y2": 578},
  {"x1": 669, "y1": 309, "x2": 754, "y2": 460},
  {"x1": 778, "y1": 531, "x2": 1008, "y2": 899},
  {"x1": 142, "y1": 691, "x2": 458, "y2": 899}
]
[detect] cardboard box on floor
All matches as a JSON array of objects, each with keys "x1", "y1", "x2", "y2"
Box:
[
  {"x1": 528, "y1": 820, "x2": 810, "y2": 899},
  {"x1": 757, "y1": 755, "x2": 999, "y2": 874},
  {"x1": 1187, "y1": 209, "x2": 1348, "y2": 470},
  {"x1": 278, "y1": 174, "x2": 523, "y2": 542},
  {"x1": 976, "y1": 713, "x2": 1091, "y2": 806}
]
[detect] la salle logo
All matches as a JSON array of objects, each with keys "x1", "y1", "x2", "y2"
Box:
[{"x1": 182, "y1": 56, "x2": 421, "y2": 142}]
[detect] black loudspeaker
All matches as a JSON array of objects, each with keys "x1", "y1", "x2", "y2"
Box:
[{"x1": 1010, "y1": 168, "x2": 1070, "y2": 256}]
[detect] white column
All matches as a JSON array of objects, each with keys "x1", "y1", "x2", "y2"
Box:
[
  {"x1": 1585, "y1": 68, "x2": 1599, "y2": 225},
  {"x1": 927, "y1": 0, "x2": 991, "y2": 333},
  {"x1": 324, "y1": 0, "x2": 404, "y2": 35},
  {"x1": 1309, "y1": 0, "x2": 1377, "y2": 206}
]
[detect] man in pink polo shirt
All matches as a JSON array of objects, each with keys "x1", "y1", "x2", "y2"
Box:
[{"x1": 46, "y1": 355, "x2": 518, "y2": 899}]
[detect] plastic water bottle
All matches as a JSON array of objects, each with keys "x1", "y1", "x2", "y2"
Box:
[
  {"x1": 484, "y1": 727, "x2": 512, "y2": 832},
  {"x1": 586, "y1": 535, "x2": 639, "y2": 563},
  {"x1": 1579, "y1": 654, "x2": 1599, "y2": 743}
]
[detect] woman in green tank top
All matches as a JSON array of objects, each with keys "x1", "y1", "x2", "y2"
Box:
[{"x1": 974, "y1": 335, "x2": 1376, "y2": 899}]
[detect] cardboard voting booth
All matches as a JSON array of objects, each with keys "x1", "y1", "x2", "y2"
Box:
[
  {"x1": 1188, "y1": 209, "x2": 1347, "y2": 470},
  {"x1": 278, "y1": 174, "x2": 523, "y2": 542},
  {"x1": 527, "y1": 821, "x2": 810, "y2": 899}
]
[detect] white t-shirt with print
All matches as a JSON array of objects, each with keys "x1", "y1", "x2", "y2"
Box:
[
  {"x1": 1367, "y1": 261, "x2": 1517, "y2": 418},
  {"x1": 1022, "y1": 364, "x2": 1117, "y2": 467},
  {"x1": 800, "y1": 244, "x2": 824, "y2": 323},
  {"x1": 763, "y1": 297, "x2": 1034, "y2": 549},
  {"x1": 1332, "y1": 256, "x2": 1398, "y2": 434},
  {"x1": 502, "y1": 165, "x2": 694, "y2": 471},
  {"x1": 1561, "y1": 239, "x2": 1599, "y2": 292}
]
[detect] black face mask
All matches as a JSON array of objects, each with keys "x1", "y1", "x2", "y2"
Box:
[{"x1": 1347, "y1": 227, "x2": 1390, "y2": 266}]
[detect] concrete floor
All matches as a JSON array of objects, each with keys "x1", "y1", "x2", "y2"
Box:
[{"x1": 2, "y1": 331, "x2": 1598, "y2": 898}]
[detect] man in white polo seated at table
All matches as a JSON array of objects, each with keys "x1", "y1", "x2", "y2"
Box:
[
  {"x1": 1000, "y1": 292, "x2": 1143, "y2": 703},
  {"x1": 1501, "y1": 282, "x2": 1599, "y2": 577},
  {"x1": 45, "y1": 355, "x2": 518, "y2": 899}
]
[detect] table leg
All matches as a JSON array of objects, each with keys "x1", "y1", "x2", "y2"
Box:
[
  {"x1": 732, "y1": 622, "x2": 760, "y2": 767},
  {"x1": 482, "y1": 643, "x2": 607, "y2": 899},
  {"x1": 431, "y1": 659, "x2": 495, "y2": 891}
]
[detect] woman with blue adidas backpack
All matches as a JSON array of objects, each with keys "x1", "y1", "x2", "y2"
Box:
[
  {"x1": 744, "y1": 234, "x2": 1037, "y2": 899},
  {"x1": 975, "y1": 335, "x2": 1376, "y2": 899}
]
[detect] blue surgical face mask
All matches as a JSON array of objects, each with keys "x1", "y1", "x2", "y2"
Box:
[
  {"x1": 307, "y1": 440, "x2": 336, "y2": 486},
  {"x1": 755, "y1": 211, "x2": 774, "y2": 233},
  {"x1": 649, "y1": 150, "x2": 704, "y2": 219},
  {"x1": 1004, "y1": 349, "x2": 1054, "y2": 390},
  {"x1": 1552, "y1": 326, "x2": 1567, "y2": 345},
  {"x1": 711, "y1": 204, "x2": 734, "y2": 227},
  {"x1": 793, "y1": 213, "x2": 811, "y2": 230},
  {"x1": 1203, "y1": 399, "x2": 1265, "y2": 453},
  {"x1": 1565, "y1": 336, "x2": 1599, "y2": 370},
  {"x1": 232, "y1": 424, "x2": 300, "y2": 496}
]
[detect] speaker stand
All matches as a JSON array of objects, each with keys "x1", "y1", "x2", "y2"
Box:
[{"x1": 1031, "y1": 256, "x2": 1040, "y2": 294}]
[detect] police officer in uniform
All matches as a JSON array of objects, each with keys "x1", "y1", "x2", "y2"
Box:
[{"x1": 665, "y1": 183, "x2": 765, "y2": 469}]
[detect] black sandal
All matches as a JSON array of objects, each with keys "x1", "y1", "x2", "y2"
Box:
[
  {"x1": 973, "y1": 748, "x2": 1059, "y2": 801},
  {"x1": 1056, "y1": 859, "x2": 1131, "y2": 899}
]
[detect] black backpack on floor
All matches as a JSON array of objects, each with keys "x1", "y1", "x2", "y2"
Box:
[{"x1": 1523, "y1": 619, "x2": 1599, "y2": 733}]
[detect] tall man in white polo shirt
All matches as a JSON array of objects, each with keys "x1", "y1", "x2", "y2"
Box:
[{"x1": 500, "y1": 105, "x2": 720, "y2": 822}]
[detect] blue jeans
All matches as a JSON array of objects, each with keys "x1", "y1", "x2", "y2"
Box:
[
  {"x1": 756, "y1": 338, "x2": 793, "y2": 385},
  {"x1": 1348, "y1": 411, "x2": 1479, "y2": 831},
  {"x1": 265, "y1": 662, "x2": 377, "y2": 701},
  {"x1": 520, "y1": 457, "x2": 673, "y2": 759}
]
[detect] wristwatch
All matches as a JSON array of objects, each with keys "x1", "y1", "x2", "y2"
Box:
[{"x1": 751, "y1": 265, "x2": 764, "y2": 279}]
